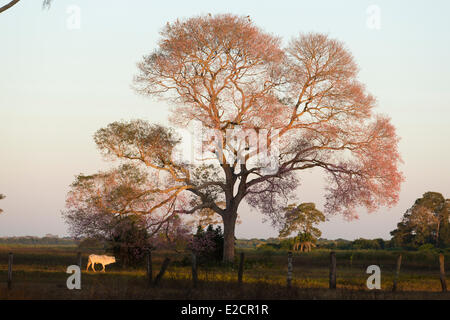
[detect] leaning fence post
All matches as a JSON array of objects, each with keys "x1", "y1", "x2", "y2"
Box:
[
  {"x1": 7, "y1": 252, "x2": 13, "y2": 290},
  {"x1": 439, "y1": 253, "x2": 447, "y2": 292},
  {"x1": 287, "y1": 251, "x2": 293, "y2": 288},
  {"x1": 329, "y1": 251, "x2": 336, "y2": 289},
  {"x1": 392, "y1": 254, "x2": 402, "y2": 292},
  {"x1": 192, "y1": 253, "x2": 198, "y2": 288},
  {"x1": 153, "y1": 257, "x2": 171, "y2": 286},
  {"x1": 238, "y1": 252, "x2": 245, "y2": 285},
  {"x1": 77, "y1": 252, "x2": 82, "y2": 269},
  {"x1": 146, "y1": 250, "x2": 153, "y2": 286}
]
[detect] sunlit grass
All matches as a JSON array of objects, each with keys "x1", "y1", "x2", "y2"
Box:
[{"x1": 0, "y1": 245, "x2": 449, "y2": 299}]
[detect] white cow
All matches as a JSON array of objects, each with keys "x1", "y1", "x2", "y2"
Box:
[{"x1": 86, "y1": 254, "x2": 116, "y2": 272}]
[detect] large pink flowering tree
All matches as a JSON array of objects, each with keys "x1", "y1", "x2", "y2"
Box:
[{"x1": 66, "y1": 14, "x2": 403, "y2": 262}]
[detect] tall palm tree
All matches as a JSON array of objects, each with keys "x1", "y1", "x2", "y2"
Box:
[{"x1": 293, "y1": 232, "x2": 316, "y2": 252}]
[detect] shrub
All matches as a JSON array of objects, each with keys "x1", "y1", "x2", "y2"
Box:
[
  {"x1": 111, "y1": 215, "x2": 150, "y2": 268},
  {"x1": 78, "y1": 237, "x2": 105, "y2": 250},
  {"x1": 189, "y1": 225, "x2": 224, "y2": 264},
  {"x1": 418, "y1": 243, "x2": 436, "y2": 252}
]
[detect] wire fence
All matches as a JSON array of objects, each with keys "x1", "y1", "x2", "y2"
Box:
[{"x1": 0, "y1": 246, "x2": 449, "y2": 295}]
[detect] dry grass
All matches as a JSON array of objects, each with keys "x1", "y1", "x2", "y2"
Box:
[{"x1": 0, "y1": 245, "x2": 449, "y2": 300}]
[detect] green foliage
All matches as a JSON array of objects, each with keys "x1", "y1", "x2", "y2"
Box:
[
  {"x1": 0, "y1": 236, "x2": 75, "y2": 245},
  {"x1": 236, "y1": 238, "x2": 277, "y2": 249},
  {"x1": 418, "y1": 243, "x2": 437, "y2": 252},
  {"x1": 192, "y1": 224, "x2": 224, "y2": 264},
  {"x1": 93, "y1": 120, "x2": 180, "y2": 167},
  {"x1": 253, "y1": 238, "x2": 392, "y2": 251},
  {"x1": 315, "y1": 238, "x2": 349, "y2": 250},
  {"x1": 110, "y1": 215, "x2": 151, "y2": 268},
  {"x1": 279, "y1": 203, "x2": 325, "y2": 239},
  {"x1": 391, "y1": 192, "x2": 450, "y2": 249},
  {"x1": 78, "y1": 237, "x2": 105, "y2": 249},
  {"x1": 297, "y1": 232, "x2": 314, "y2": 242},
  {"x1": 241, "y1": 237, "x2": 391, "y2": 252},
  {"x1": 2, "y1": 244, "x2": 450, "y2": 299},
  {"x1": 257, "y1": 242, "x2": 281, "y2": 251},
  {"x1": 278, "y1": 202, "x2": 325, "y2": 252},
  {"x1": 352, "y1": 238, "x2": 385, "y2": 250}
]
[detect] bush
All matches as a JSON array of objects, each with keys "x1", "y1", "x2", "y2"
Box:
[
  {"x1": 418, "y1": 243, "x2": 436, "y2": 252},
  {"x1": 189, "y1": 225, "x2": 224, "y2": 264},
  {"x1": 111, "y1": 215, "x2": 150, "y2": 268},
  {"x1": 257, "y1": 243, "x2": 281, "y2": 251},
  {"x1": 352, "y1": 238, "x2": 382, "y2": 250},
  {"x1": 78, "y1": 238, "x2": 105, "y2": 250}
]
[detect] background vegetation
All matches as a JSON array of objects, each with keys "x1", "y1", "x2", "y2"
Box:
[{"x1": 1, "y1": 241, "x2": 449, "y2": 299}]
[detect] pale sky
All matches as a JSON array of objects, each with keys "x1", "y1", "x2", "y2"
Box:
[{"x1": 1, "y1": 0, "x2": 449, "y2": 239}]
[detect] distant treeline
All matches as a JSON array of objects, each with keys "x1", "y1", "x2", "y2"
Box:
[
  {"x1": 0, "y1": 236, "x2": 382, "y2": 249},
  {"x1": 236, "y1": 237, "x2": 444, "y2": 251},
  {"x1": 0, "y1": 236, "x2": 76, "y2": 245},
  {"x1": 0, "y1": 236, "x2": 446, "y2": 251}
]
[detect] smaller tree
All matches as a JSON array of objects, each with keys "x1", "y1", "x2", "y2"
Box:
[
  {"x1": 189, "y1": 225, "x2": 224, "y2": 264},
  {"x1": 62, "y1": 163, "x2": 191, "y2": 266},
  {"x1": 278, "y1": 203, "x2": 325, "y2": 252},
  {"x1": 352, "y1": 238, "x2": 383, "y2": 250},
  {"x1": 390, "y1": 192, "x2": 449, "y2": 248},
  {"x1": 110, "y1": 215, "x2": 151, "y2": 267}
]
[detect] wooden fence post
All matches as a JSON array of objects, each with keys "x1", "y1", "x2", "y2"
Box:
[
  {"x1": 392, "y1": 254, "x2": 402, "y2": 292},
  {"x1": 153, "y1": 257, "x2": 171, "y2": 286},
  {"x1": 287, "y1": 251, "x2": 293, "y2": 288},
  {"x1": 77, "y1": 252, "x2": 82, "y2": 269},
  {"x1": 7, "y1": 252, "x2": 13, "y2": 290},
  {"x1": 439, "y1": 253, "x2": 447, "y2": 292},
  {"x1": 191, "y1": 253, "x2": 198, "y2": 288},
  {"x1": 146, "y1": 250, "x2": 153, "y2": 286},
  {"x1": 238, "y1": 252, "x2": 244, "y2": 285},
  {"x1": 329, "y1": 251, "x2": 336, "y2": 289}
]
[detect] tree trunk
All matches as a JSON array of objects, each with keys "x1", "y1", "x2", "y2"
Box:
[
  {"x1": 436, "y1": 220, "x2": 440, "y2": 247},
  {"x1": 222, "y1": 211, "x2": 238, "y2": 262}
]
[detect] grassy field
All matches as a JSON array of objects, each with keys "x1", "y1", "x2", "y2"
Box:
[{"x1": 0, "y1": 244, "x2": 449, "y2": 299}]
